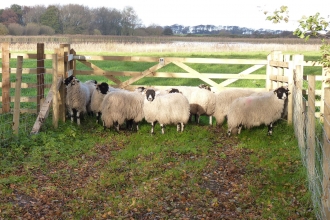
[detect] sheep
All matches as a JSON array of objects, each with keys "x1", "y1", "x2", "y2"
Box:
[
  {"x1": 226, "y1": 86, "x2": 289, "y2": 136},
  {"x1": 143, "y1": 88, "x2": 190, "y2": 134},
  {"x1": 65, "y1": 76, "x2": 92, "y2": 125},
  {"x1": 100, "y1": 89, "x2": 144, "y2": 132},
  {"x1": 90, "y1": 82, "x2": 109, "y2": 123},
  {"x1": 172, "y1": 86, "x2": 216, "y2": 125},
  {"x1": 212, "y1": 88, "x2": 257, "y2": 126}
]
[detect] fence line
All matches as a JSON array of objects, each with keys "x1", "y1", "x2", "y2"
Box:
[{"x1": 1, "y1": 43, "x2": 330, "y2": 219}]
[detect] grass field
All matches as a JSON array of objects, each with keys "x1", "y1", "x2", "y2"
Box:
[{"x1": 0, "y1": 46, "x2": 320, "y2": 219}]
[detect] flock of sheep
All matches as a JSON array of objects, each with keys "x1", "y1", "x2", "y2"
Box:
[{"x1": 64, "y1": 75, "x2": 289, "y2": 136}]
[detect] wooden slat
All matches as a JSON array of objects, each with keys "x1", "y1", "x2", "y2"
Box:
[
  {"x1": 218, "y1": 64, "x2": 265, "y2": 87},
  {"x1": 173, "y1": 61, "x2": 221, "y2": 90},
  {"x1": 79, "y1": 60, "x2": 122, "y2": 85},
  {"x1": 0, "y1": 96, "x2": 37, "y2": 102},
  {"x1": 0, "y1": 82, "x2": 51, "y2": 89},
  {"x1": 31, "y1": 77, "x2": 62, "y2": 134},
  {"x1": 0, "y1": 108, "x2": 37, "y2": 114},
  {"x1": 12, "y1": 56, "x2": 23, "y2": 135},
  {"x1": 118, "y1": 63, "x2": 164, "y2": 88},
  {"x1": 269, "y1": 60, "x2": 290, "y2": 68}
]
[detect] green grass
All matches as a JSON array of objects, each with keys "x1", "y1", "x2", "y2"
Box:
[{"x1": 0, "y1": 50, "x2": 320, "y2": 219}]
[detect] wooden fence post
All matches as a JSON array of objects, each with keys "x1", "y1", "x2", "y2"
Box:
[
  {"x1": 37, "y1": 43, "x2": 45, "y2": 113},
  {"x1": 320, "y1": 67, "x2": 329, "y2": 123},
  {"x1": 307, "y1": 75, "x2": 316, "y2": 188},
  {"x1": 2, "y1": 42, "x2": 10, "y2": 113},
  {"x1": 287, "y1": 55, "x2": 294, "y2": 124},
  {"x1": 52, "y1": 53, "x2": 59, "y2": 129},
  {"x1": 12, "y1": 56, "x2": 23, "y2": 135},
  {"x1": 292, "y1": 54, "x2": 305, "y2": 153},
  {"x1": 322, "y1": 87, "x2": 330, "y2": 219}
]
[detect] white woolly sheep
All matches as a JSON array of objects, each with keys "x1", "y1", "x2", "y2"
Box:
[
  {"x1": 100, "y1": 90, "x2": 144, "y2": 132},
  {"x1": 226, "y1": 86, "x2": 289, "y2": 136},
  {"x1": 90, "y1": 82, "x2": 109, "y2": 123},
  {"x1": 143, "y1": 88, "x2": 190, "y2": 134},
  {"x1": 65, "y1": 76, "x2": 93, "y2": 125},
  {"x1": 212, "y1": 88, "x2": 257, "y2": 126},
  {"x1": 172, "y1": 86, "x2": 216, "y2": 125}
]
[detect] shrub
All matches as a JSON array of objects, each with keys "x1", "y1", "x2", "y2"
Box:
[
  {"x1": 40, "y1": 25, "x2": 55, "y2": 35},
  {"x1": 0, "y1": 23, "x2": 9, "y2": 35},
  {"x1": 8, "y1": 23, "x2": 24, "y2": 35},
  {"x1": 25, "y1": 23, "x2": 40, "y2": 35}
]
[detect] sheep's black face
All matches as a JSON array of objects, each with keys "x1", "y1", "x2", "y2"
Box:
[
  {"x1": 64, "y1": 75, "x2": 74, "y2": 86},
  {"x1": 136, "y1": 87, "x2": 146, "y2": 93},
  {"x1": 168, "y1": 88, "x2": 180, "y2": 93},
  {"x1": 199, "y1": 84, "x2": 211, "y2": 91},
  {"x1": 274, "y1": 87, "x2": 289, "y2": 100},
  {"x1": 145, "y1": 89, "x2": 156, "y2": 102},
  {"x1": 98, "y1": 82, "x2": 109, "y2": 94}
]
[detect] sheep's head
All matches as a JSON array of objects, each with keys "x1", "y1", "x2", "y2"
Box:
[
  {"x1": 64, "y1": 75, "x2": 74, "y2": 86},
  {"x1": 274, "y1": 86, "x2": 290, "y2": 100},
  {"x1": 198, "y1": 84, "x2": 211, "y2": 91},
  {"x1": 135, "y1": 86, "x2": 146, "y2": 93},
  {"x1": 168, "y1": 88, "x2": 180, "y2": 93},
  {"x1": 97, "y1": 82, "x2": 109, "y2": 94},
  {"x1": 145, "y1": 89, "x2": 158, "y2": 102}
]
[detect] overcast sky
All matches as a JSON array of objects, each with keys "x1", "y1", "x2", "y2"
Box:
[{"x1": 1, "y1": 0, "x2": 329, "y2": 31}]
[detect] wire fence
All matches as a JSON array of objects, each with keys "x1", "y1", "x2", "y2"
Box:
[
  {"x1": 292, "y1": 76, "x2": 330, "y2": 220},
  {"x1": 0, "y1": 56, "x2": 53, "y2": 147}
]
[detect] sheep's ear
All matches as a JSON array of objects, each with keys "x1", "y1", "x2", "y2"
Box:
[{"x1": 155, "y1": 90, "x2": 161, "y2": 95}]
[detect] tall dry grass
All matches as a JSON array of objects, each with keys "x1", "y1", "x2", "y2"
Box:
[{"x1": 4, "y1": 41, "x2": 322, "y2": 53}]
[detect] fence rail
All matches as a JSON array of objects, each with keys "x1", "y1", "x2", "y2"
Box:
[{"x1": 1, "y1": 42, "x2": 330, "y2": 219}]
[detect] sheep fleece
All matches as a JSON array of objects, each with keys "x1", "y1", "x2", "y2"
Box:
[
  {"x1": 227, "y1": 92, "x2": 284, "y2": 129},
  {"x1": 213, "y1": 89, "x2": 256, "y2": 125},
  {"x1": 143, "y1": 93, "x2": 190, "y2": 125}
]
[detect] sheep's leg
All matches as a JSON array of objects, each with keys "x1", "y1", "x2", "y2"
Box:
[
  {"x1": 151, "y1": 122, "x2": 155, "y2": 134},
  {"x1": 180, "y1": 123, "x2": 184, "y2": 132},
  {"x1": 237, "y1": 124, "x2": 242, "y2": 134},
  {"x1": 114, "y1": 122, "x2": 120, "y2": 132},
  {"x1": 76, "y1": 111, "x2": 81, "y2": 125},
  {"x1": 96, "y1": 112, "x2": 101, "y2": 123},
  {"x1": 177, "y1": 123, "x2": 180, "y2": 132},
  {"x1": 69, "y1": 109, "x2": 74, "y2": 123},
  {"x1": 209, "y1": 116, "x2": 213, "y2": 126},
  {"x1": 161, "y1": 124, "x2": 165, "y2": 134},
  {"x1": 267, "y1": 123, "x2": 273, "y2": 135},
  {"x1": 227, "y1": 128, "x2": 232, "y2": 136},
  {"x1": 196, "y1": 114, "x2": 200, "y2": 124}
]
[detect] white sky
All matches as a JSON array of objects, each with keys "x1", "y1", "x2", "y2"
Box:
[{"x1": 1, "y1": 0, "x2": 329, "y2": 31}]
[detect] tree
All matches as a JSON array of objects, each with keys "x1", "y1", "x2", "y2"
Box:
[
  {"x1": 162, "y1": 26, "x2": 173, "y2": 36},
  {"x1": 91, "y1": 7, "x2": 122, "y2": 35},
  {"x1": 121, "y1": 6, "x2": 141, "y2": 36},
  {"x1": 59, "y1": 4, "x2": 91, "y2": 35},
  {"x1": 22, "y1": 5, "x2": 47, "y2": 25},
  {"x1": 1, "y1": 9, "x2": 18, "y2": 26},
  {"x1": 146, "y1": 24, "x2": 163, "y2": 36},
  {"x1": 264, "y1": 6, "x2": 330, "y2": 68},
  {"x1": 10, "y1": 4, "x2": 23, "y2": 25},
  {"x1": 40, "y1": 5, "x2": 63, "y2": 34}
]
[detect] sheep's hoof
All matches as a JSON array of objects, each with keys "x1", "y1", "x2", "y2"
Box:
[{"x1": 227, "y1": 131, "x2": 231, "y2": 137}]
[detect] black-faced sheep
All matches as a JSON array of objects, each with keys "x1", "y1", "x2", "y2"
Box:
[
  {"x1": 143, "y1": 88, "x2": 190, "y2": 134},
  {"x1": 212, "y1": 88, "x2": 257, "y2": 126},
  {"x1": 65, "y1": 77, "x2": 93, "y2": 125},
  {"x1": 226, "y1": 86, "x2": 290, "y2": 136},
  {"x1": 100, "y1": 90, "x2": 144, "y2": 132},
  {"x1": 91, "y1": 82, "x2": 109, "y2": 123}
]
